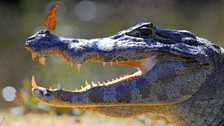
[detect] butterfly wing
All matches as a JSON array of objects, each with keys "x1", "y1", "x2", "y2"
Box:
[{"x1": 43, "y1": 5, "x2": 58, "y2": 30}]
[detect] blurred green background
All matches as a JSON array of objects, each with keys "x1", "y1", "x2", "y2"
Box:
[{"x1": 0, "y1": 0, "x2": 224, "y2": 113}]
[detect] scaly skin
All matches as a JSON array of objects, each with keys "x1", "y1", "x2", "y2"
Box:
[{"x1": 25, "y1": 22, "x2": 224, "y2": 126}]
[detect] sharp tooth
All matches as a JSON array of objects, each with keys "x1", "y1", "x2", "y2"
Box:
[
  {"x1": 103, "y1": 62, "x2": 106, "y2": 66},
  {"x1": 49, "y1": 86, "x2": 52, "y2": 90},
  {"x1": 57, "y1": 84, "x2": 62, "y2": 90},
  {"x1": 85, "y1": 81, "x2": 89, "y2": 86},
  {"x1": 70, "y1": 63, "x2": 74, "y2": 67},
  {"x1": 90, "y1": 81, "x2": 94, "y2": 87},
  {"x1": 31, "y1": 76, "x2": 38, "y2": 89},
  {"x1": 77, "y1": 64, "x2": 82, "y2": 72},
  {"x1": 43, "y1": 89, "x2": 47, "y2": 95},
  {"x1": 39, "y1": 57, "x2": 47, "y2": 66},
  {"x1": 32, "y1": 53, "x2": 37, "y2": 60}
]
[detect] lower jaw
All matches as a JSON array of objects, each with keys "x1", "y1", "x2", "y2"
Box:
[{"x1": 28, "y1": 47, "x2": 158, "y2": 104}]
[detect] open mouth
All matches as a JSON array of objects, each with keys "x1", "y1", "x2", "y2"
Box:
[{"x1": 27, "y1": 49, "x2": 157, "y2": 92}]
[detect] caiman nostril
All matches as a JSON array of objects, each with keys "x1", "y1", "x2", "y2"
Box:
[
  {"x1": 25, "y1": 42, "x2": 30, "y2": 47},
  {"x1": 27, "y1": 36, "x2": 35, "y2": 41}
]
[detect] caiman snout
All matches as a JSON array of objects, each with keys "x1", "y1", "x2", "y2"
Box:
[{"x1": 25, "y1": 35, "x2": 36, "y2": 47}]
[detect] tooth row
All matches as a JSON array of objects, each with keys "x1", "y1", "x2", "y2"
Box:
[
  {"x1": 31, "y1": 75, "x2": 129, "y2": 95},
  {"x1": 81, "y1": 75, "x2": 128, "y2": 90},
  {"x1": 31, "y1": 52, "x2": 119, "y2": 71},
  {"x1": 31, "y1": 76, "x2": 63, "y2": 95},
  {"x1": 31, "y1": 52, "x2": 47, "y2": 66}
]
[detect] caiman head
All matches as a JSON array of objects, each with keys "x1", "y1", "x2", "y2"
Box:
[{"x1": 25, "y1": 22, "x2": 222, "y2": 118}]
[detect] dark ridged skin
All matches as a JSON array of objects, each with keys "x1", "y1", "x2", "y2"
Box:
[{"x1": 25, "y1": 22, "x2": 224, "y2": 126}]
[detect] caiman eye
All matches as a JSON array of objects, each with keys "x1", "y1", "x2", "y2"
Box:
[
  {"x1": 139, "y1": 27, "x2": 153, "y2": 37},
  {"x1": 126, "y1": 26, "x2": 153, "y2": 38}
]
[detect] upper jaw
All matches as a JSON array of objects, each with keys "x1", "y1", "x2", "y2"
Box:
[
  {"x1": 25, "y1": 32, "x2": 152, "y2": 65},
  {"x1": 25, "y1": 27, "x2": 205, "y2": 76},
  {"x1": 25, "y1": 31, "x2": 202, "y2": 70},
  {"x1": 25, "y1": 27, "x2": 204, "y2": 65}
]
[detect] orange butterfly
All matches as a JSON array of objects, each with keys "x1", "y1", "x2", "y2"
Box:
[{"x1": 43, "y1": 5, "x2": 58, "y2": 31}]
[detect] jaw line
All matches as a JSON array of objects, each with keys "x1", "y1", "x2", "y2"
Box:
[
  {"x1": 30, "y1": 53, "x2": 157, "y2": 92},
  {"x1": 31, "y1": 53, "x2": 160, "y2": 108}
]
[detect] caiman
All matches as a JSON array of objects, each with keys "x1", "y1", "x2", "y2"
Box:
[{"x1": 25, "y1": 22, "x2": 224, "y2": 126}]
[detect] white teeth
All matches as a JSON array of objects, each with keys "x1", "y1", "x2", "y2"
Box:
[
  {"x1": 57, "y1": 84, "x2": 62, "y2": 90},
  {"x1": 103, "y1": 62, "x2": 106, "y2": 66},
  {"x1": 70, "y1": 63, "x2": 74, "y2": 67},
  {"x1": 77, "y1": 64, "x2": 82, "y2": 72},
  {"x1": 43, "y1": 89, "x2": 48, "y2": 95},
  {"x1": 39, "y1": 57, "x2": 47, "y2": 66},
  {"x1": 85, "y1": 81, "x2": 89, "y2": 86},
  {"x1": 32, "y1": 76, "x2": 38, "y2": 89},
  {"x1": 90, "y1": 81, "x2": 94, "y2": 87}
]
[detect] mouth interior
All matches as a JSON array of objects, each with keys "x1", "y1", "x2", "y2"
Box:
[{"x1": 28, "y1": 49, "x2": 157, "y2": 91}]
